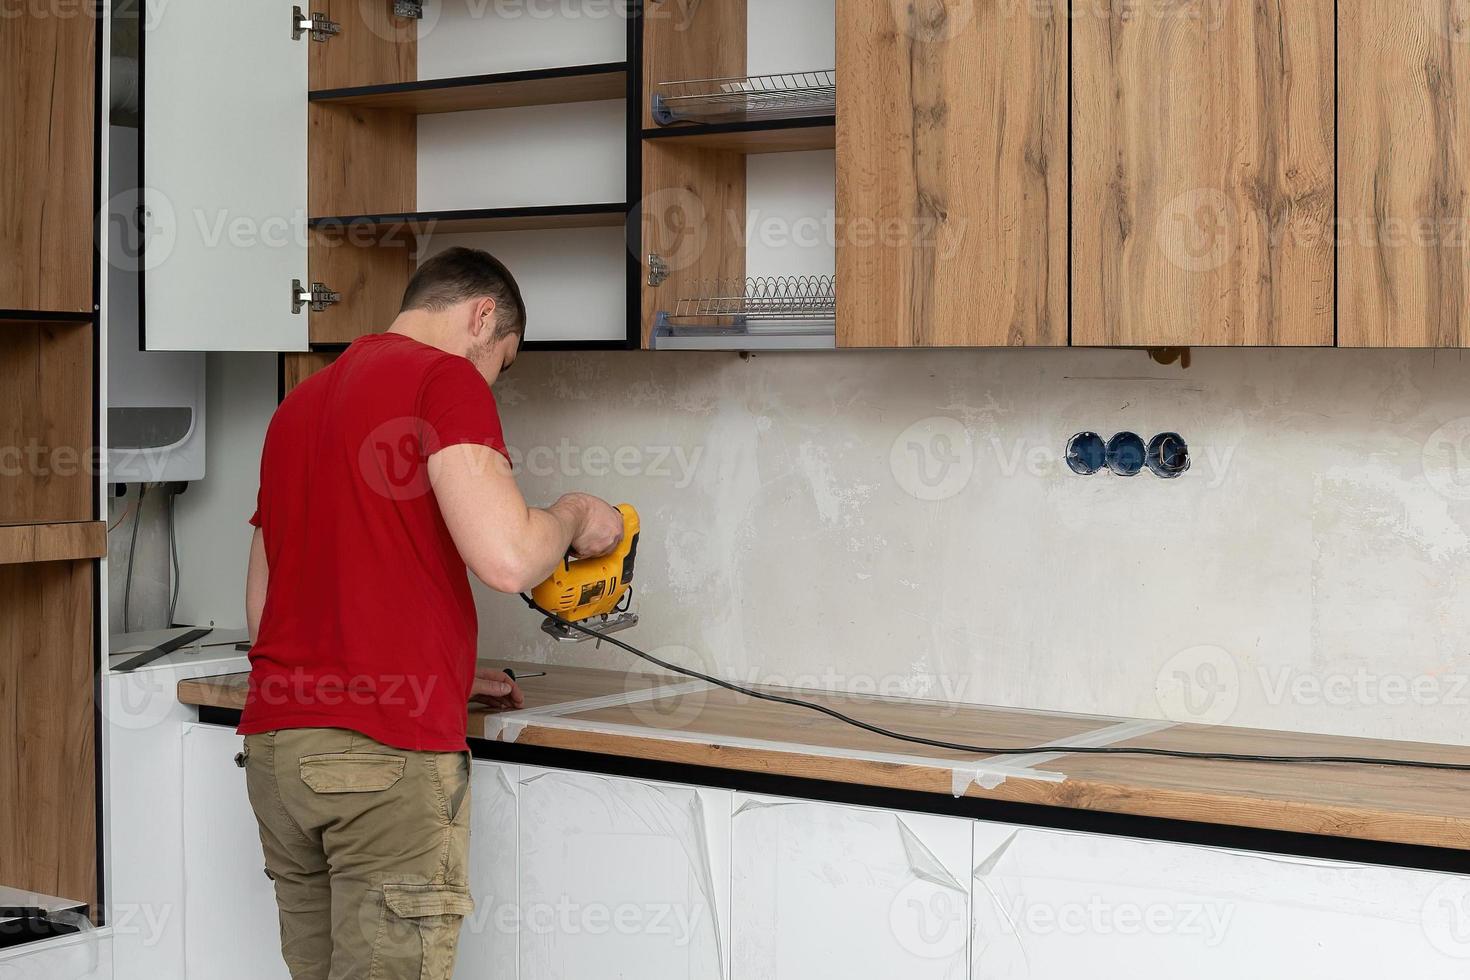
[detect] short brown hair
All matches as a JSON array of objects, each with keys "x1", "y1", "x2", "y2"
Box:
[{"x1": 400, "y1": 247, "x2": 527, "y2": 339}]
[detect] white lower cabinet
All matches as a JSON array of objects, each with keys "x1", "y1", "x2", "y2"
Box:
[
  {"x1": 179, "y1": 723, "x2": 289, "y2": 980},
  {"x1": 135, "y1": 726, "x2": 1470, "y2": 980},
  {"x1": 0, "y1": 931, "x2": 113, "y2": 980},
  {"x1": 970, "y1": 822, "x2": 1470, "y2": 978},
  {"x1": 177, "y1": 732, "x2": 521, "y2": 980},
  {"x1": 456, "y1": 761, "x2": 520, "y2": 980},
  {"x1": 516, "y1": 766, "x2": 731, "y2": 980},
  {"x1": 730, "y1": 794, "x2": 972, "y2": 980}
]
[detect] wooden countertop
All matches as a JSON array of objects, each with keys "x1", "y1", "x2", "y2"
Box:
[{"x1": 178, "y1": 661, "x2": 1470, "y2": 853}]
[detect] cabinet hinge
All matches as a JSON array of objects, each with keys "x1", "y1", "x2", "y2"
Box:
[
  {"x1": 647, "y1": 253, "x2": 670, "y2": 287},
  {"x1": 292, "y1": 5, "x2": 341, "y2": 41},
  {"x1": 392, "y1": 0, "x2": 424, "y2": 18},
  {"x1": 292, "y1": 279, "x2": 341, "y2": 314}
]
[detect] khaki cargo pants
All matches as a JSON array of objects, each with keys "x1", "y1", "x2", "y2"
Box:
[{"x1": 241, "y1": 728, "x2": 473, "y2": 980}]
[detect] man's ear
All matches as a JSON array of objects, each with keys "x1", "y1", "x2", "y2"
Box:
[{"x1": 471, "y1": 297, "x2": 498, "y2": 339}]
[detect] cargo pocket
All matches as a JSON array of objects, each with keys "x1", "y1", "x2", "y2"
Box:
[
  {"x1": 299, "y1": 753, "x2": 405, "y2": 793},
  {"x1": 376, "y1": 883, "x2": 474, "y2": 980}
]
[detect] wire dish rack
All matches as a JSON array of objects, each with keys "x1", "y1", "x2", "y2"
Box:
[
  {"x1": 666, "y1": 275, "x2": 835, "y2": 325},
  {"x1": 652, "y1": 276, "x2": 836, "y2": 351},
  {"x1": 652, "y1": 71, "x2": 835, "y2": 126}
]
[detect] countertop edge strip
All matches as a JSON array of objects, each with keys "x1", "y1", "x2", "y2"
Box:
[{"x1": 192, "y1": 703, "x2": 1470, "y2": 875}]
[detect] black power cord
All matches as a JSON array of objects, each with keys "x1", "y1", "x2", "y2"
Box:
[{"x1": 522, "y1": 595, "x2": 1470, "y2": 775}]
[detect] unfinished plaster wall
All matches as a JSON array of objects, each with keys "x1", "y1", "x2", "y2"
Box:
[{"x1": 479, "y1": 348, "x2": 1470, "y2": 746}]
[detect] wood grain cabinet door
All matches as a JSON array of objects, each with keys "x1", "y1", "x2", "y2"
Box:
[
  {"x1": 1072, "y1": 0, "x2": 1335, "y2": 346},
  {"x1": 0, "y1": 15, "x2": 95, "y2": 314},
  {"x1": 1340, "y1": 0, "x2": 1470, "y2": 347},
  {"x1": 836, "y1": 0, "x2": 1068, "y2": 347}
]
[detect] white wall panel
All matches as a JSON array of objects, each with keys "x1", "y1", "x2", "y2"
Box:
[
  {"x1": 419, "y1": 228, "x2": 626, "y2": 343},
  {"x1": 970, "y1": 822, "x2": 1470, "y2": 978},
  {"x1": 418, "y1": 0, "x2": 627, "y2": 79},
  {"x1": 517, "y1": 767, "x2": 730, "y2": 980},
  {"x1": 745, "y1": 150, "x2": 835, "y2": 281},
  {"x1": 731, "y1": 795, "x2": 971, "y2": 980},
  {"x1": 746, "y1": 0, "x2": 835, "y2": 76},
  {"x1": 417, "y1": 102, "x2": 625, "y2": 213}
]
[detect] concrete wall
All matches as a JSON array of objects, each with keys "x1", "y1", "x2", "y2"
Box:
[
  {"x1": 479, "y1": 348, "x2": 1470, "y2": 746},
  {"x1": 112, "y1": 346, "x2": 1470, "y2": 746}
]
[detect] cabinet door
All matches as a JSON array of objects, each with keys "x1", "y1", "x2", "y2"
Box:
[
  {"x1": 108, "y1": 662, "x2": 250, "y2": 980},
  {"x1": 517, "y1": 767, "x2": 730, "y2": 980},
  {"x1": 1073, "y1": 0, "x2": 1334, "y2": 346},
  {"x1": 0, "y1": 931, "x2": 113, "y2": 980},
  {"x1": 1, "y1": 13, "x2": 94, "y2": 314},
  {"x1": 455, "y1": 761, "x2": 519, "y2": 980},
  {"x1": 1340, "y1": 0, "x2": 1470, "y2": 346},
  {"x1": 180, "y1": 724, "x2": 290, "y2": 980},
  {"x1": 971, "y1": 822, "x2": 1470, "y2": 977},
  {"x1": 836, "y1": 0, "x2": 1067, "y2": 347},
  {"x1": 141, "y1": 1, "x2": 308, "y2": 351},
  {"x1": 731, "y1": 795, "x2": 971, "y2": 980}
]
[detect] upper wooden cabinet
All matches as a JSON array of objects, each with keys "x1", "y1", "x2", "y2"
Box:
[
  {"x1": 1340, "y1": 0, "x2": 1470, "y2": 347},
  {"x1": 836, "y1": 0, "x2": 1067, "y2": 347},
  {"x1": 1072, "y1": 0, "x2": 1335, "y2": 347},
  {"x1": 1, "y1": 15, "x2": 95, "y2": 315},
  {"x1": 144, "y1": 2, "x2": 634, "y2": 353}
]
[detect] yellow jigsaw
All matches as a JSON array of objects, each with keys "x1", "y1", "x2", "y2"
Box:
[{"x1": 531, "y1": 503, "x2": 640, "y2": 642}]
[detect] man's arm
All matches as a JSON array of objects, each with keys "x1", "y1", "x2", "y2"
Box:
[
  {"x1": 429, "y1": 443, "x2": 624, "y2": 594},
  {"x1": 246, "y1": 527, "x2": 268, "y2": 642}
]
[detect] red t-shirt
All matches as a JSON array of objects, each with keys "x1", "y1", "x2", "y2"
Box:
[{"x1": 239, "y1": 332, "x2": 508, "y2": 752}]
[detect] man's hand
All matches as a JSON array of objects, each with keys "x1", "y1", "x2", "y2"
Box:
[
  {"x1": 469, "y1": 667, "x2": 525, "y2": 711},
  {"x1": 560, "y1": 493, "x2": 624, "y2": 558}
]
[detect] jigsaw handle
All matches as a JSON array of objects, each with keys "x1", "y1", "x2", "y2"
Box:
[
  {"x1": 607, "y1": 503, "x2": 640, "y2": 581},
  {"x1": 532, "y1": 504, "x2": 640, "y2": 623}
]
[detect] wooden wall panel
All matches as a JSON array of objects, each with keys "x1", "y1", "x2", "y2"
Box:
[
  {"x1": 639, "y1": 142, "x2": 746, "y2": 346},
  {"x1": 282, "y1": 352, "x2": 340, "y2": 397},
  {"x1": 309, "y1": 105, "x2": 417, "y2": 218},
  {"x1": 0, "y1": 322, "x2": 94, "y2": 525},
  {"x1": 0, "y1": 14, "x2": 95, "y2": 313},
  {"x1": 642, "y1": 0, "x2": 746, "y2": 129},
  {"x1": 1073, "y1": 0, "x2": 1334, "y2": 346},
  {"x1": 0, "y1": 560, "x2": 96, "y2": 906},
  {"x1": 308, "y1": 100, "x2": 416, "y2": 345},
  {"x1": 836, "y1": 0, "x2": 1067, "y2": 347},
  {"x1": 0, "y1": 522, "x2": 105, "y2": 565},
  {"x1": 1340, "y1": 0, "x2": 1470, "y2": 347},
  {"x1": 308, "y1": 0, "x2": 417, "y2": 90},
  {"x1": 308, "y1": 234, "x2": 417, "y2": 345}
]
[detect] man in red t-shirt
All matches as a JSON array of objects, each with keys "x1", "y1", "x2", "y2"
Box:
[{"x1": 238, "y1": 246, "x2": 623, "y2": 980}]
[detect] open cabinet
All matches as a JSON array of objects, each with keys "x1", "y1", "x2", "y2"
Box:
[
  {"x1": 641, "y1": 0, "x2": 837, "y2": 350},
  {"x1": 639, "y1": 0, "x2": 1067, "y2": 350},
  {"x1": 141, "y1": 0, "x2": 642, "y2": 371}
]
